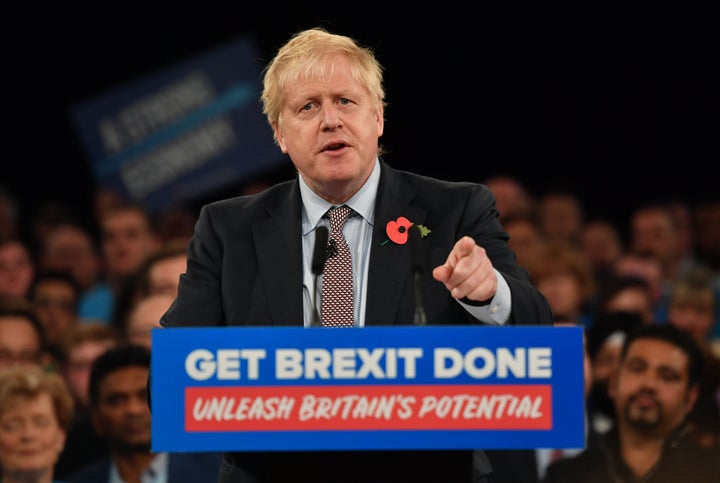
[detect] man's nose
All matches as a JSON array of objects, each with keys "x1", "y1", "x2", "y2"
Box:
[{"x1": 320, "y1": 104, "x2": 342, "y2": 129}]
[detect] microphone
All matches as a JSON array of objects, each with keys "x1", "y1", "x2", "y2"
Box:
[
  {"x1": 310, "y1": 226, "x2": 329, "y2": 327},
  {"x1": 408, "y1": 224, "x2": 427, "y2": 325}
]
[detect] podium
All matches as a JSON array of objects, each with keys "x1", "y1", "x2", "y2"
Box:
[{"x1": 150, "y1": 325, "x2": 585, "y2": 453}]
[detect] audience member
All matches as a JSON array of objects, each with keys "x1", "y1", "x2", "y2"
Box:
[
  {"x1": 99, "y1": 203, "x2": 161, "y2": 333},
  {"x1": 28, "y1": 202, "x2": 79, "y2": 258},
  {"x1": 530, "y1": 241, "x2": 596, "y2": 326},
  {"x1": 593, "y1": 274, "x2": 656, "y2": 326},
  {"x1": 99, "y1": 202, "x2": 161, "y2": 292},
  {"x1": 0, "y1": 298, "x2": 48, "y2": 371},
  {"x1": 580, "y1": 218, "x2": 624, "y2": 287},
  {"x1": 502, "y1": 213, "x2": 546, "y2": 277},
  {"x1": 543, "y1": 324, "x2": 720, "y2": 482},
  {"x1": 124, "y1": 294, "x2": 174, "y2": 349},
  {"x1": 585, "y1": 311, "x2": 644, "y2": 434},
  {"x1": 64, "y1": 344, "x2": 222, "y2": 482},
  {"x1": 483, "y1": 174, "x2": 536, "y2": 223},
  {"x1": 0, "y1": 365, "x2": 74, "y2": 483},
  {"x1": 53, "y1": 323, "x2": 122, "y2": 479},
  {"x1": 536, "y1": 189, "x2": 584, "y2": 249},
  {"x1": 668, "y1": 199, "x2": 695, "y2": 264},
  {"x1": 693, "y1": 198, "x2": 720, "y2": 282},
  {"x1": 134, "y1": 238, "x2": 188, "y2": 300},
  {"x1": 613, "y1": 251, "x2": 667, "y2": 322},
  {"x1": 692, "y1": 197, "x2": 720, "y2": 338},
  {"x1": 0, "y1": 238, "x2": 35, "y2": 300},
  {"x1": 57, "y1": 324, "x2": 122, "y2": 414},
  {"x1": 90, "y1": 186, "x2": 125, "y2": 227},
  {"x1": 665, "y1": 265, "x2": 720, "y2": 449},
  {"x1": 153, "y1": 206, "x2": 197, "y2": 246},
  {"x1": 629, "y1": 201, "x2": 695, "y2": 297},
  {"x1": 27, "y1": 271, "x2": 82, "y2": 359},
  {"x1": 39, "y1": 222, "x2": 112, "y2": 324}
]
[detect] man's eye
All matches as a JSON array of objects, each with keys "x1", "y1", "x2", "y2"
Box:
[
  {"x1": 339, "y1": 98, "x2": 350, "y2": 105},
  {"x1": 301, "y1": 103, "x2": 313, "y2": 111}
]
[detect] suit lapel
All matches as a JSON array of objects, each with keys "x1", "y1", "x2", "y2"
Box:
[
  {"x1": 366, "y1": 165, "x2": 428, "y2": 325},
  {"x1": 253, "y1": 183, "x2": 304, "y2": 326}
]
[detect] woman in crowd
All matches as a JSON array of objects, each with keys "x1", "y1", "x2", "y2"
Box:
[{"x1": 0, "y1": 365, "x2": 74, "y2": 483}]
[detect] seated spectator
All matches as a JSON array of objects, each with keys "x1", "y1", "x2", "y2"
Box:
[
  {"x1": 0, "y1": 364, "x2": 74, "y2": 483},
  {"x1": 99, "y1": 202, "x2": 162, "y2": 333},
  {"x1": 134, "y1": 239, "x2": 188, "y2": 300},
  {"x1": 28, "y1": 270, "x2": 82, "y2": 360},
  {"x1": 53, "y1": 323, "x2": 122, "y2": 479},
  {"x1": 543, "y1": 324, "x2": 720, "y2": 482},
  {"x1": 503, "y1": 213, "x2": 546, "y2": 277},
  {"x1": 693, "y1": 199, "x2": 720, "y2": 331},
  {"x1": 483, "y1": 174, "x2": 536, "y2": 223},
  {"x1": 593, "y1": 274, "x2": 656, "y2": 326},
  {"x1": 530, "y1": 241, "x2": 596, "y2": 326},
  {"x1": 585, "y1": 311, "x2": 644, "y2": 434},
  {"x1": 0, "y1": 298, "x2": 49, "y2": 371},
  {"x1": 64, "y1": 345, "x2": 222, "y2": 482},
  {"x1": 614, "y1": 251, "x2": 667, "y2": 322},
  {"x1": 0, "y1": 238, "x2": 35, "y2": 301},
  {"x1": 666, "y1": 265, "x2": 720, "y2": 449},
  {"x1": 124, "y1": 293, "x2": 174, "y2": 350},
  {"x1": 536, "y1": 189, "x2": 584, "y2": 249},
  {"x1": 580, "y1": 218, "x2": 624, "y2": 287},
  {"x1": 39, "y1": 222, "x2": 112, "y2": 325}
]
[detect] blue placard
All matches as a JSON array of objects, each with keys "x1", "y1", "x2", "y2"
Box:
[
  {"x1": 70, "y1": 37, "x2": 284, "y2": 213},
  {"x1": 150, "y1": 325, "x2": 585, "y2": 452}
]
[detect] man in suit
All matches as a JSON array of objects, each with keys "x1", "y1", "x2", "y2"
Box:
[
  {"x1": 65, "y1": 345, "x2": 222, "y2": 482},
  {"x1": 159, "y1": 27, "x2": 553, "y2": 483}
]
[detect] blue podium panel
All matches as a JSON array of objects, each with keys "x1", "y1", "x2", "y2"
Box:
[{"x1": 151, "y1": 325, "x2": 585, "y2": 452}]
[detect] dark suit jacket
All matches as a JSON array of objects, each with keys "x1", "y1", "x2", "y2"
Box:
[
  {"x1": 64, "y1": 452, "x2": 223, "y2": 483},
  {"x1": 160, "y1": 160, "x2": 553, "y2": 482},
  {"x1": 484, "y1": 449, "x2": 540, "y2": 483}
]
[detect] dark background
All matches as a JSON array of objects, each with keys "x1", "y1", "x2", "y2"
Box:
[{"x1": 6, "y1": 6, "x2": 718, "y2": 238}]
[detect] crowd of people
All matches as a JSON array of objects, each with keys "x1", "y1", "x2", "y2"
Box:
[
  {"x1": 0, "y1": 186, "x2": 223, "y2": 482},
  {"x1": 2, "y1": 173, "x2": 718, "y2": 483},
  {"x1": 1, "y1": 25, "x2": 719, "y2": 482}
]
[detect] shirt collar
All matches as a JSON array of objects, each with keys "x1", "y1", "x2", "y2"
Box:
[
  {"x1": 300, "y1": 158, "x2": 379, "y2": 235},
  {"x1": 108, "y1": 452, "x2": 168, "y2": 483}
]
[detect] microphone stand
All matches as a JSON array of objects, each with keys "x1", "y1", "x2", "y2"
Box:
[
  {"x1": 409, "y1": 225, "x2": 427, "y2": 325},
  {"x1": 310, "y1": 226, "x2": 329, "y2": 327}
]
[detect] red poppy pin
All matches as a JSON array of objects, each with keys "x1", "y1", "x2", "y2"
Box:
[{"x1": 381, "y1": 217, "x2": 431, "y2": 245}]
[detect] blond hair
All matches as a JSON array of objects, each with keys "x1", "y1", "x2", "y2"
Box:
[
  {"x1": 261, "y1": 27, "x2": 386, "y2": 144},
  {"x1": 0, "y1": 365, "x2": 74, "y2": 432}
]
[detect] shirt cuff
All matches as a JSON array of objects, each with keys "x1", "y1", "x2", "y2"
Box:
[{"x1": 458, "y1": 269, "x2": 511, "y2": 325}]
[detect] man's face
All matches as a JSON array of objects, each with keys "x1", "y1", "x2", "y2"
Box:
[
  {"x1": 148, "y1": 254, "x2": 186, "y2": 298},
  {"x1": 610, "y1": 338, "x2": 697, "y2": 436},
  {"x1": 0, "y1": 241, "x2": 34, "y2": 298},
  {"x1": 0, "y1": 319, "x2": 42, "y2": 369},
  {"x1": 92, "y1": 365, "x2": 152, "y2": 451},
  {"x1": 63, "y1": 340, "x2": 117, "y2": 409},
  {"x1": 0, "y1": 394, "x2": 67, "y2": 475},
  {"x1": 275, "y1": 53, "x2": 383, "y2": 204},
  {"x1": 102, "y1": 210, "x2": 158, "y2": 279},
  {"x1": 31, "y1": 279, "x2": 78, "y2": 346}
]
